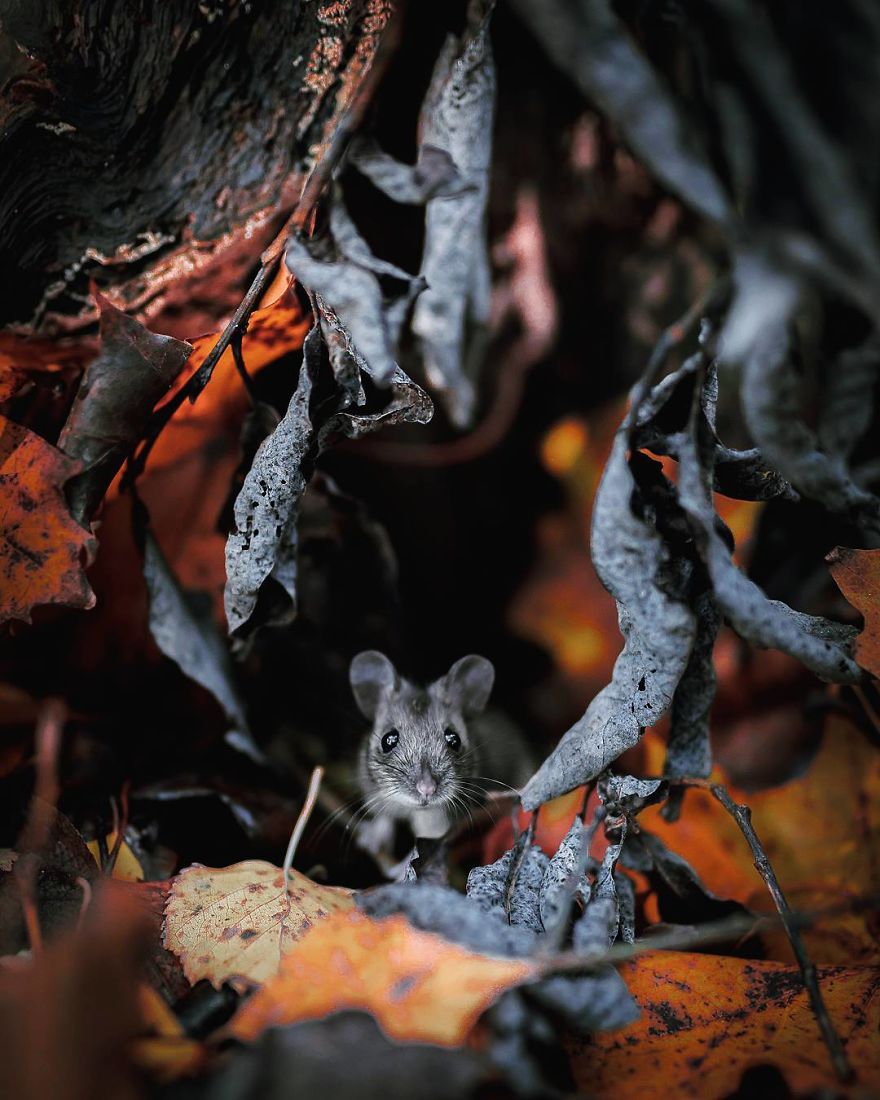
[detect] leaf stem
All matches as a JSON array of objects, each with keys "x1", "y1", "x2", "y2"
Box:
[{"x1": 283, "y1": 766, "x2": 324, "y2": 893}]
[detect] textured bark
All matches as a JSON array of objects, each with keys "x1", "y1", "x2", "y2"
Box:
[{"x1": 0, "y1": 0, "x2": 391, "y2": 332}]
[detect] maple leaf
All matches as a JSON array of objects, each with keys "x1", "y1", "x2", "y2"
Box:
[
  {"x1": 0, "y1": 415, "x2": 96, "y2": 624},
  {"x1": 828, "y1": 546, "x2": 880, "y2": 679},
  {"x1": 163, "y1": 860, "x2": 354, "y2": 989},
  {"x1": 228, "y1": 910, "x2": 536, "y2": 1046}
]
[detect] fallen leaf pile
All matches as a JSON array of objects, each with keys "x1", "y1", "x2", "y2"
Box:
[{"x1": 2, "y1": 1, "x2": 880, "y2": 1099}]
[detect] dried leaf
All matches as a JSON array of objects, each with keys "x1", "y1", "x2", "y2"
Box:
[
  {"x1": 510, "y1": 0, "x2": 730, "y2": 225},
  {"x1": 676, "y1": 370, "x2": 862, "y2": 683},
  {"x1": 521, "y1": 431, "x2": 697, "y2": 809},
  {"x1": 0, "y1": 415, "x2": 96, "y2": 624},
  {"x1": 228, "y1": 911, "x2": 535, "y2": 1046},
  {"x1": 571, "y1": 953, "x2": 880, "y2": 1098},
  {"x1": 538, "y1": 818, "x2": 589, "y2": 932},
  {"x1": 640, "y1": 715, "x2": 880, "y2": 965},
  {"x1": 163, "y1": 860, "x2": 354, "y2": 990},
  {"x1": 58, "y1": 294, "x2": 191, "y2": 525},
  {"x1": 142, "y1": 523, "x2": 255, "y2": 758},
  {"x1": 731, "y1": 257, "x2": 880, "y2": 535},
  {"x1": 224, "y1": 322, "x2": 430, "y2": 637},
  {"x1": 828, "y1": 546, "x2": 880, "y2": 678},
  {"x1": 360, "y1": 882, "x2": 539, "y2": 959},
  {"x1": 349, "y1": 137, "x2": 468, "y2": 204},
  {"x1": 411, "y1": 0, "x2": 497, "y2": 427}
]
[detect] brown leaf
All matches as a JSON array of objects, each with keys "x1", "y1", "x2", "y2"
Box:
[
  {"x1": 0, "y1": 415, "x2": 96, "y2": 624},
  {"x1": 828, "y1": 545, "x2": 880, "y2": 678},
  {"x1": 163, "y1": 860, "x2": 354, "y2": 990},
  {"x1": 571, "y1": 952, "x2": 880, "y2": 1098},
  {"x1": 228, "y1": 910, "x2": 535, "y2": 1046}
]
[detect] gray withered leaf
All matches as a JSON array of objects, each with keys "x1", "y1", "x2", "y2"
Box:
[
  {"x1": 526, "y1": 969, "x2": 638, "y2": 1036},
  {"x1": 631, "y1": 355, "x2": 796, "y2": 503},
  {"x1": 613, "y1": 869, "x2": 636, "y2": 945},
  {"x1": 599, "y1": 775, "x2": 666, "y2": 817},
  {"x1": 142, "y1": 522, "x2": 258, "y2": 761},
  {"x1": 677, "y1": 365, "x2": 862, "y2": 683},
  {"x1": 521, "y1": 429, "x2": 697, "y2": 810},
  {"x1": 224, "y1": 324, "x2": 321, "y2": 636},
  {"x1": 224, "y1": 323, "x2": 431, "y2": 637},
  {"x1": 58, "y1": 293, "x2": 192, "y2": 526},
  {"x1": 358, "y1": 882, "x2": 539, "y2": 958},
  {"x1": 503, "y1": 828, "x2": 549, "y2": 934},
  {"x1": 817, "y1": 333, "x2": 880, "y2": 461},
  {"x1": 538, "y1": 818, "x2": 590, "y2": 933},
  {"x1": 465, "y1": 848, "x2": 510, "y2": 920},
  {"x1": 664, "y1": 589, "x2": 720, "y2": 821},
  {"x1": 509, "y1": 0, "x2": 730, "y2": 227},
  {"x1": 411, "y1": 0, "x2": 496, "y2": 428},
  {"x1": 726, "y1": 252, "x2": 880, "y2": 534},
  {"x1": 348, "y1": 136, "x2": 470, "y2": 204},
  {"x1": 571, "y1": 895, "x2": 619, "y2": 954},
  {"x1": 286, "y1": 236, "x2": 401, "y2": 387}
]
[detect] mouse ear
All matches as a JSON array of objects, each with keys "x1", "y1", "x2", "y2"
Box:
[
  {"x1": 442, "y1": 655, "x2": 494, "y2": 715},
  {"x1": 350, "y1": 651, "x2": 398, "y2": 719}
]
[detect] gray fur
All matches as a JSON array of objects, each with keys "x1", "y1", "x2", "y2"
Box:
[{"x1": 350, "y1": 651, "x2": 520, "y2": 845}]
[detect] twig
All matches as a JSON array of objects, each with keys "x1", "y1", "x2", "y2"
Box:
[
  {"x1": 125, "y1": 7, "x2": 404, "y2": 484},
  {"x1": 14, "y1": 698, "x2": 66, "y2": 956},
  {"x1": 674, "y1": 778, "x2": 854, "y2": 1083},
  {"x1": 283, "y1": 766, "x2": 324, "y2": 892},
  {"x1": 503, "y1": 813, "x2": 537, "y2": 920},
  {"x1": 104, "y1": 780, "x2": 131, "y2": 877},
  {"x1": 543, "y1": 889, "x2": 880, "y2": 976}
]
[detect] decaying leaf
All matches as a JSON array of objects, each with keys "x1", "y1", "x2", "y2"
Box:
[
  {"x1": 0, "y1": 415, "x2": 96, "y2": 624},
  {"x1": 521, "y1": 430, "x2": 697, "y2": 809},
  {"x1": 570, "y1": 952, "x2": 880, "y2": 1098},
  {"x1": 349, "y1": 136, "x2": 467, "y2": 204},
  {"x1": 828, "y1": 545, "x2": 880, "y2": 678},
  {"x1": 58, "y1": 293, "x2": 192, "y2": 526},
  {"x1": 510, "y1": 0, "x2": 730, "y2": 226},
  {"x1": 411, "y1": 0, "x2": 497, "y2": 427},
  {"x1": 142, "y1": 521, "x2": 256, "y2": 759},
  {"x1": 224, "y1": 321, "x2": 430, "y2": 637},
  {"x1": 228, "y1": 910, "x2": 535, "y2": 1047},
  {"x1": 164, "y1": 860, "x2": 354, "y2": 990}
]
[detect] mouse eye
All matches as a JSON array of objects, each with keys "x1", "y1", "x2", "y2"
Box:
[
  {"x1": 444, "y1": 728, "x2": 461, "y2": 752},
  {"x1": 380, "y1": 730, "x2": 399, "y2": 753}
]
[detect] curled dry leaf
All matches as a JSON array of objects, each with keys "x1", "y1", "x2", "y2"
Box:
[
  {"x1": 828, "y1": 546, "x2": 880, "y2": 679},
  {"x1": 58, "y1": 293, "x2": 192, "y2": 526},
  {"x1": 0, "y1": 415, "x2": 96, "y2": 624},
  {"x1": 228, "y1": 910, "x2": 535, "y2": 1047},
  {"x1": 411, "y1": 0, "x2": 497, "y2": 427},
  {"x1": 163, "y1": 860, "x2": 354, "y2": 990},
  {"x1": 570, "y1": 952, "x2": 880, "y2": 1099}
]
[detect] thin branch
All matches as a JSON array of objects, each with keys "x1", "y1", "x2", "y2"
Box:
[
  {"x1": 673, "y1": 777, "x2": 854, "y2": 1083},
  {"x1": 543, "y1": 889, "x2": 880, "y2": 976},
  {"x1": 283, "y1": 766, "x2": 324, "y2": 892}
]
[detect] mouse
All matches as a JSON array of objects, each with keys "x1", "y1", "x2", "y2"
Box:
[{"x1": 349, "y1": 650, "x2": 531, "y2": 860}]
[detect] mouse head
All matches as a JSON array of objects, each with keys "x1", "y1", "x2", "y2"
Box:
[{"x1": 350, "y1": 651, "x2": 495, "y2": 812}]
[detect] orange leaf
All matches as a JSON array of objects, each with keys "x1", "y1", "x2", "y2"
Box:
[
  {"x1": 828, "y1": 546, "x2": 880, "y2": 678},
  {"x1": 164, "y1": 860, "x2": 354, "y2": 990},
  {"x1": 0, "y1": 414, "x2": 96, "y2": 624},
  {"x1": 229, "y1": 910, "x2": 536, "y2": 1046},
  {"x1": 641, "y1": 716, "x2": 880, "y2": 964},
  {"x1": 570, "y1": 952, "x2": 880, "y2": 1098}
]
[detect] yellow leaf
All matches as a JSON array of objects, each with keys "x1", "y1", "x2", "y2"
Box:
[{"x1": 163, "y1": 860, "x2": 354, "y2": 990}]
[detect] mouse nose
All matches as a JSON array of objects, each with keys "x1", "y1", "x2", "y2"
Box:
[{"x1": 416, "y1": 771, "x2": 437, "y2": 800}]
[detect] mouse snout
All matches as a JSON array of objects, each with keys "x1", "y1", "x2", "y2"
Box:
[{"x1": 415, "y1": 767, "x2": 438, "y2": 802}]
